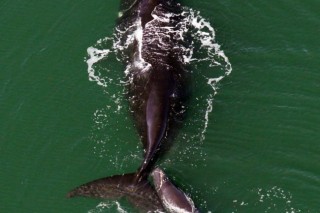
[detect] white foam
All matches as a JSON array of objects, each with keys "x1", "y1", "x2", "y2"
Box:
[
  {"x1": 201, "y1": 95, "x2": 213, "y2": 141},
  {"x1": 88, "y1": 201, "x2": 128, "y2": 213},
  {"x1": 86, "y1": 47, "x2": 110, "y2": 87},
  {"x1": 115, "y1": 201, "x2": 128, "y2": 213},
  {"x1": 176, "y1": 8, "x2": 232, "y2": 78}
]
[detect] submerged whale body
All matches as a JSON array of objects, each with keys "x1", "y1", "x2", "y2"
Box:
[{"x1": 68, "y1": 0, "x2": 198, "y2": 212}]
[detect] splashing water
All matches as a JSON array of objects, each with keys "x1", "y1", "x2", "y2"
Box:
[{"x1": 85, "y1": 5, "x2": 232, "y2": 213}]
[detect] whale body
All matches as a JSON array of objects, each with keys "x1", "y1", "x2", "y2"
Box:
[{"x1": 68, "y1": 0, "x2": 197, "y2": 212}]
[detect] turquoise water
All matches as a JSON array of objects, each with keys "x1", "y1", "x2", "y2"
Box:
[{"x1": 1, "y1": 0, "x2": 319, "y2": 212}]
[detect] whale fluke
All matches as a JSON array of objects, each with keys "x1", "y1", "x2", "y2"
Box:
[{"x1": 67, "y1": 173, "x2": 165, "y2": 212}]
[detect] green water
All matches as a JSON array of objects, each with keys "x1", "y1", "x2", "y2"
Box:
[{"x1": 1, "y1": 0, "x2": 319, "y2": 212}]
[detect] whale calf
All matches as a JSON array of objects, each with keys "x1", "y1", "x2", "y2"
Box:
[
  {"x1": 151, "y1": 168, "x2": 200, "y2": 213},
  {"x1": 68, "y1": 0, "x2": 198, "y2": 212}
]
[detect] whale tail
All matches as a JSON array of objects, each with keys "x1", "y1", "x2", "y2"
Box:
[{"x1": 67, "y1": 172, "x2": 164, "y2": 211}]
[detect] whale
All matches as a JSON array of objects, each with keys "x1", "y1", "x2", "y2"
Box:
[
  {"x1": 151, "y1": 168, "x2": 200, "y2": 213},
  {"x1": 68, "y1": 0, "x2": 197, "y2": 212}
]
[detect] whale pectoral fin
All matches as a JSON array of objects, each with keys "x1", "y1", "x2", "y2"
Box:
[{"x1": 67, "y1": 173, "x2": 164, "y2": 212}]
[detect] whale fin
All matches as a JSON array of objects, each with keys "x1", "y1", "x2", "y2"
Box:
[{"x1": 67, "y1": 173, "x2": 164, "y2": 212}]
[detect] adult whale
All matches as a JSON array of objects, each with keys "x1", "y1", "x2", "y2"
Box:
[{"x1": 68, "y1": 0, "x2": 195, "y2": 212}]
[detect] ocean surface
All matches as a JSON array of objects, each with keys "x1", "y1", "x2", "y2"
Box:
[{"x1": 1, "y1": 0, "x2": 319, "y2": 212}]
